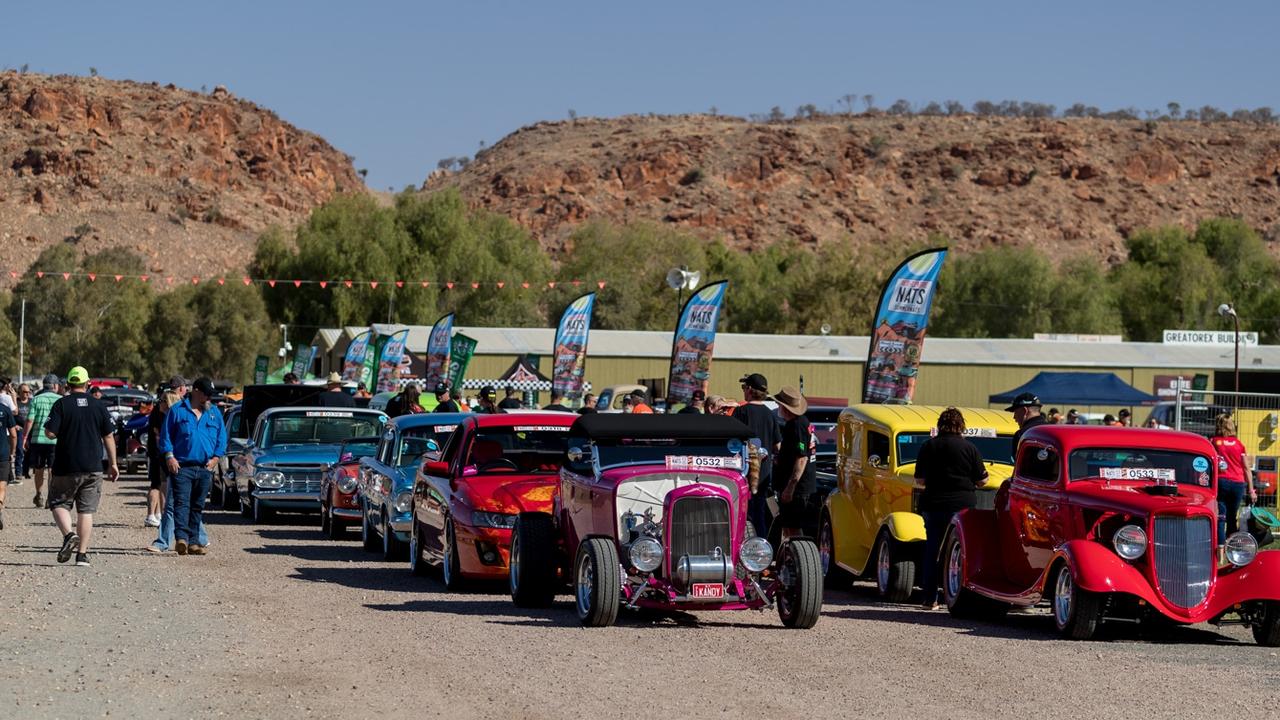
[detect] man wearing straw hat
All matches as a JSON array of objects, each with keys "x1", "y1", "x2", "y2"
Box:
[
  {"x1": 315, "y1": 372, "x2": 356, "y2": 408},
  {"x1": 773, "y1": 385, "x2": 818, "y2": 538}
]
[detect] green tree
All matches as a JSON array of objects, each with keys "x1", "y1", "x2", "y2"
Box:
[
  {"x1": 143, "y1": 285, "x2": 197, "y2": 383},
  {"x1": 184, "y1": 283, "x2": 272, "y2": 381},
  {"x1": 1046, "y1": 257, "x2": 1122, "y2": 334},
  {"x1": 1110, "y1": 226, "x2": 1221, "y2": 341},
  {"x1": 932, "y1": 247, "x2": 1055, "y2": 337},
  {"x1": 0, "y1": 292, "x2": 18, "y2": 374}
]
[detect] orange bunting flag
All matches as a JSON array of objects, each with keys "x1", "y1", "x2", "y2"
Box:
[
  {"x1": 140, "y1": 275, "x2": 149, "y2": 283},
  {"x1": 343, "y1": 280, "x2": 352, "y2": 288},
  {"x1": 293, "y1": 280, "x2": 302, "y2": 288},
  {"x1": 268, "y1": 280, "x2": 276, "y2": 288},
  {"x1": 36, "y1": 271, "x2": 44, "y2": 278},
  {"x1": 445, "y1": 282, "x2": 454, "y2": 290},
  {"x1": 370, "y1": 281, "x2": 379, "y2": 289},
  {"x1": 318, "y1": 281, "x2": 327, "y2": 289},
  {"x1": 395, "y1": 281, "x2": 403, "y2": 288},
  {"x1": 521, "y1": 282, "x2": 529, "y2": 289},
  {"x1": 243, "y1": 277, "x2": 252, "y2": 285},
  {"x1": 497, "y1": 281, "x2": 505, "y2": 289},
  {"x1": 471, "y1": 282, "x2": 479, "y2": 290},
  {"x1": 597, "y1": 281, "x2": 606, "y2": 289},
  {"x1": 191, "y1": 277, "x2": 199, "y2": 285},
  {"x1": 88, "y1": 273, "x2": 96, "y2": 282},
  {"x1": 547, "y1": 281, "x2": 556, "y2": 289},
  {"x1": 217, "y1": 278, "x2": 225, "y2": 285},
  {"x1": 115, "y1": 275, "x2": 123, "y2": 282},
  {"x1": 62, "y1": 272, "x2": 70, "y2": 280}
]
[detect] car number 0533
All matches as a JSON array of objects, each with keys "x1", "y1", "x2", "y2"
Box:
[{"x1": 691, "y1": 583, "x2": 725, "y2": 599}]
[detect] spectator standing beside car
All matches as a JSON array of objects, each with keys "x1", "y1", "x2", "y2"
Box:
[
  {"x1": 543, "y1": 390, "x2": 572, "y2": 412},
  {"x1": 629, "y1": 390, "x2": 654, "y2": 414},
  {"x1": 432, "y1": 383, "x2": 461, "y2": 413},
  {"x1": 773, "y1": 386, "x2": 818, "y2": 538},
  {"x1": 474, "y1": 386, "x2": 501, "y2": 414},
  {"x1": 498, "y1": 387, "x2": 523, "y2": 410},
  {"x1": 914, "y1": 407, "x2": 988, "y2": 610},
  {"x1": 283, "y1": 372, "x2": 301, "y2": 385},
  {"x1": 315, "y1": 373, "x2": 356, "y2": 408},
  {"x1": 677, "y1": 389, "x2": 706, "y2": 414},
  {"x1": 14, "y1": 383, "x2": 31, "y2": 482},
  {"x1": 1212, "y1": 414, "x2": 1256, "y2": 542},
  {"x1": 24, "y1": 374, "x2": 61, "y2": 508},
  {"x1": 158, "y1": 377, "x2": 225, "y2": 557},
  {"x1": 1118, "y1": 409, "x2": 1132, "y2": 427},
  {"x1": 1006, "y1": 393, "x2": 1047, "y2": 459},
  {"x1": 43, "y1": 366, "x2": 119, "y2": 566},
  {"x1": 144, "y1": 392, "x2": 177, "y2": 528},
  {"x1": 733, "y1": 373, "x2": 781, "y2": 538},
  {"x1": 385, "y1": 383, "x2": 423, "y2": 418}
]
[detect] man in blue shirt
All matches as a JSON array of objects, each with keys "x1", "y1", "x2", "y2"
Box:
[{"x1": 158, "y1": 377, "x2": 226, "y2": 556}]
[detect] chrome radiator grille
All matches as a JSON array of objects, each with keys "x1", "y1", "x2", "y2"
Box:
[
  {"x1": 669, "y1": 496, "x2": 731, "y2": 560},
  {"x1": 278, "y1": 468, "x2": 323, "y2": 495},
  {"x1": 1152, "y1": 515, "x2": 1213, "y2": 608}
]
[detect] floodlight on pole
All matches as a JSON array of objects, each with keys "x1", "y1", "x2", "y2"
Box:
[
  {"x1": 1219, "y1": 302, "x2": 1240, "y2": 396},
  {"x1": 666, "y1": 267, "x2": 702, "y2": 324}
]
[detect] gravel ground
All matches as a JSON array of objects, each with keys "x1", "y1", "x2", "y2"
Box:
[{"x1": 3, "y1": 476, "x2": 1280, "y2": 720}]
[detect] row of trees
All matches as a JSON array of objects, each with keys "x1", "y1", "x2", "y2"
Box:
[
  {"x1": 750, "y1": 98, "x2": 1277, "y2": 124},
  {"x1": 2, "y1": 189, "x2": 1273, "y2": 385}
]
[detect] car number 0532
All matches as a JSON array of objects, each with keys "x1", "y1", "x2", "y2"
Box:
[
  {"x1": 691, "y1": 583, "x2": 725, "y2": 599},
  {"x1": 665, "y1": 455, "x2": 742, "y2": 470}
]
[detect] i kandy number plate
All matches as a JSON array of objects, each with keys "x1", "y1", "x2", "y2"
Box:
[
  {"x1": 665, "y1": 455, "x2": 743, "y2": 470},
  {"x1": 690, "y1": 583, "x2": 725, "y2": 599},
  {"x1": 1101, "y1": 467, "x2": 1177, "y2": 482}
]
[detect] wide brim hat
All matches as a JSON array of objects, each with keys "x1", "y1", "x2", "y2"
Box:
[{"x1": 773, "y1": 385, "x2": 808, "y2": 415}]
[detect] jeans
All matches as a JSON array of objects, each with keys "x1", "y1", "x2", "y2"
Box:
[
  {"x1": 1219, "y1": 479, "x2": 1247, "y2": 542},
  {"x1": 153, "y1": 479, "x2": 208, "y2": 549},
  {"x1": 14, "y1": 428, "x2": 24, "y2": 477},
  {"x1": 170, "y1": 467, "x2": 213, "y2": 544},
  {"x1": 921, "y1": 509, "x2": 960, "y2": 603}
]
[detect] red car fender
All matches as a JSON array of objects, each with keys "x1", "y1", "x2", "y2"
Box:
[
  {"x1": 1054, "y1": 539, "x2": 1162, "y2": 606},
  {"x1": 949, "y1": 509, "x2": 1003, "y2": 586},
  {"x1": 1209, "y1": 551, "x2": 1280, "y2": 607}
]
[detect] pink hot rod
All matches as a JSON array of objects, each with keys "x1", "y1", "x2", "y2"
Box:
[
  {"x1": 508, "y1": 414, "x2": 823, "y2": 628},
  {"x1": 944, "y1": 425, "x2": 1280, "y2": 644}
]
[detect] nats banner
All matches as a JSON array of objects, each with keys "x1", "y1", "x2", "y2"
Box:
[
  {"x1": 341, "y1": 330, "x2": 373, "y2": 384},
  {"x1": 375, "y1": 329, "x2": 409, "y2": 393},
  {"x1": 447, "y1": 333, "x2": 478, "y2": 392},
  {"x1": 862, "y1": 248, "x2": 947, "y2": 404},
  {"x1": 667, "y1": 281, "x2": 728, "y2": 404},
  {"x1": 551, "y1": 292, "x2": 595, "y2": 402},
  {"x1": 424, "y1": 313, "x2": 455, "y2": 390}
]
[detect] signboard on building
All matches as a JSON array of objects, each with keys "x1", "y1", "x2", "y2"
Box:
[
  {"x1": 1162, "y1": 330, "x2": 1258, "y2": 346},
  {"x1": 1032, "y1": 334, "x2": 1123, "y2": 343}
]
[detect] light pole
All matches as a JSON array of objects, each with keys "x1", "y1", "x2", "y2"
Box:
[{"x1": 1218, "y1": 303, "x2": 1239, "y2": 396}]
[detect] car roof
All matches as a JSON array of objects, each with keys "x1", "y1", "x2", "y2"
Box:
[
  {"x1": 469, "y1": 411, "x2": 579, "y2": 428},
  {"x1": 571, "y1": 413, "x2": 751, "y2": 441},
  {"x1": 840, "y1": 404, "x2": 1019, "y2": 434},
  {"x1": 1023, "y1": 424, "x2": 1215, "y2": 453},
  {"x1": 261, "y1": 406, "x2": 385, "y2": 417},
  {"x1": 390, "y1": 413, "x2": 470, "y2": 431}
]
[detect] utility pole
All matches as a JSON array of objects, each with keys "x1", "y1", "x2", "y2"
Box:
[{"x1": 18, "y1": 298, "x2": 26, "y2": 381}]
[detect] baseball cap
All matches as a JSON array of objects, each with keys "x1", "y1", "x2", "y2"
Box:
[
  {"x1": 739, "y1": 373, "x2": 768, "y2": 392},
  {"x1": 191, "y1": 377, "x2": 216, "y2": 396},
  {"x1": 169, "y1": 374, "x2": 188, "y2": 388},
  {"x1": 42, "y1": 373, "x2": 59, "y2": 389},
  {"x1": 1118, "y1": 409, "x2": 1131, "y2": 418},
  {"x1": 480, "y1": 386, "x2": 497, "y2": 400},
  {"x1": 691, "y1": 389, "x2": 706, "y2": 401},
  {"x1": 1004, "y1": 392, "x2": 1041, "y2": 412},
  {"x1": 434, "y1": 383, "x2": 449, "y2": 396},
  {"x1": 66, "y1": 366, "x2": 90, "y2": 385}
]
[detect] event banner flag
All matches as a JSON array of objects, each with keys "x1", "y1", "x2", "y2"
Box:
[
  {"x1": 253, "y1": 356, "x2": 269, "y2": 385},
  {"x1": 362, "y1": 332, "x2": 379, "y2": 393},
  {"x1": 551, "y1": 292, "x2": 595, "y2": 401},
  {"x1": 425, "y1": 313, "x2": 455, "y2": 390},
  {"x1": 862, "y1": 247, "x2": 948, "y2": 404},
  {"x1": 447, "y1": 333, "x2": 478, "y2": 391},
  {"x1": 667, "y1": 281, "x2": 728, "y2": 404},
  {"x1": 341, "y1": 330, "x2": 372, "y2": 383},
  {"x1": 376, "y1": 329, "x2": 410, "y2": 393},
  {"x1": 291, "y1": 345, "x2": 318, "y2": 379}
]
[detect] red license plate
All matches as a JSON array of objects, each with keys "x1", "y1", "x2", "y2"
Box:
[{"x1": 690, "y1": 583, "x2": 724, "y2": 599}]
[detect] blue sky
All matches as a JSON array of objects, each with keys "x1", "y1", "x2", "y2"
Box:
[{"x1": 6, "y1": 1, "x2": 1276, "y2": 190}]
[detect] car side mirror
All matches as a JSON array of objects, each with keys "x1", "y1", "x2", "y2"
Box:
[
  {"x1": 868, "y1": 454, "x2": 884, "y2": 468},
  {"x1": 426, "y1": 439, "x2": 441, "y2": 453},
  {"x1": 424, "y1": 460, "x2": 450, "y2": 477}
]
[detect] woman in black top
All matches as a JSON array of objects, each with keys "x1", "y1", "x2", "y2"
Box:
[{"x1": 914, "y1": 407, "x2": 988, "y2": 610}]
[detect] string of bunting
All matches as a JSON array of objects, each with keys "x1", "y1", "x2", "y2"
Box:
[{"x1": 4, "y1": 269, "x2": 607, "y2": 291}]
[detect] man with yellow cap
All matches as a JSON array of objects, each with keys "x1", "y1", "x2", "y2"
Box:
[{"x1": 42, "y1": 366, "x2": 118, "y2": 566}]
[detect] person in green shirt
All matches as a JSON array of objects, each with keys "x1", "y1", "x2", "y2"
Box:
[{"x1": 23, "y1": 374, "x2": 61, "y2": 508}]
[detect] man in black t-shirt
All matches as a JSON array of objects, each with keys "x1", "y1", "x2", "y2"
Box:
[
  {"x1": 914, "y1": 407, "x2": 988, "y2": 609},
  {"x1": 773, "y1": 386, "x2": 818, "y2": 537},
  {"x1": 1006, "y1": 392, "x2": 1047, "y2": 460},
  {"x1": 315, "y1": 373, "x2": 357, "y2": 408},
  {"x1": 497, "y1": 387, "x2": 523, "y2": 410},
  {"x1": 433, "y1": 384, "x2": 461, "y2": 413},
  {"x1": 0, "y1": 402, "x2": 17, "y2": 529},
  {"x1": 733, "y1": 373, "x2": 781, "y2": 536},
  {"x1": 676, "y1": 389, "x2": 705, "y2": 414},
  {"x1": 43, "y1": 366, "x2": 118, "y2": 566},
  {"x1": 542, "y1": 390, "x2": 572, "y2": 413}
]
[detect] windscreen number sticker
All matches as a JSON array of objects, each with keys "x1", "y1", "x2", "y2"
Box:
[
  {"x1": 305, "y1": 411, "x2": 354, "y2": 418},
  {"x1": 1101, "y1": 467, "x2": 1176, "y2": 482},
  {"x1": 930, "y1": 427, "x2": 997, "y2": 438},
  {"x1": 666, "y1": 455, "x2": 743, "y2": 470},
  {"x1": 434, "y1": 425, "x2": 457, "y2": 433},
  {"x1": 513, "y1": 426, "x2": 570, "y2": 432}
]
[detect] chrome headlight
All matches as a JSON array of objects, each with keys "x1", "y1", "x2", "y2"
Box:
[
  {"x1": 254, "y1": 470, "x2": 285, "y2": 489},
  {"x1": 739, "y1": 536, "x2": 774, "y2": 573},
  {"x1": 473, "y1": 511, "x2": 516, "y2": 529},
  {"x1": 336, "y1": 475, "x2": 359, "y2": 494},
  {"x1": 1226, "y1": 531, "x2": 1258, "y2": 567},
  {"x1": 1112, "y1": 524, "x2": 1148, "y2": 560},
  {"x1": 629, "y1": 537, "x2": 663, "y2": 572},
  {"x1": 393, "y1": 490, "x2": 414, "y2": 514}
]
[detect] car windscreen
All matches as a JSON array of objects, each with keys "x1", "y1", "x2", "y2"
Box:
[
  {"x1": 895, "y1": 432, "x2": 1015, "y2": 465},
  {"x1": 1068, "y1": 447, "x2": 1214, "y2": 487},
  {"x1": 338, "y1": 440, "x2": 379, "y2": 463},
  {"x1": 465, "y1": 426, "x2": 571, "y2": 474},
  {"x1": 595, "y1": 438, "x2": 746, "y2": 471},
  {"x1": 264, "y1": 412, "x2": 383, "y2": 448},
  {"x1": 398, "y1": 425, "x2": 453, "y2": 466}
]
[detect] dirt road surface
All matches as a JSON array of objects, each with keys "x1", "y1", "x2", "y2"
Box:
[{"x1": 3, "y1": 476, "x2": 1279, "y2": 719}]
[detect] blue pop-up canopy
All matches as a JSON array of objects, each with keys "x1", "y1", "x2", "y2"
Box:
[{"x1": 989, "y1": 371, "x2": 1158, "y2": 407}]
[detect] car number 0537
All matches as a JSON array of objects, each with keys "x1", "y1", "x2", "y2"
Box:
[{"x1": 691, "y1": 583, "x2": 725, "y2": 599}]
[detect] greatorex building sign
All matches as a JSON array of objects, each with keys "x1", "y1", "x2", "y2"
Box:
[{"x1": 1162, "y1": 329, "x2": 1259, "y2": 346}]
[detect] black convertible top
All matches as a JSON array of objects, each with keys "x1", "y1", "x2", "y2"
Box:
[{"x1": 570, "y1": 413, "x2": 751, "y2": 441}]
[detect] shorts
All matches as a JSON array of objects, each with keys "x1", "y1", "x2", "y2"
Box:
[
  {"x1": 148, "y1": 459, "x2": 168, "y2": 490},
  {"x1": 27, "y1": 444, "x2": 55, "y2": 470},
  {"x1": 48, "y1": 473, "x2": 104, "y2": 514},
  {"x1": 778, "y1": 493, "x2": 820, "y2": 533},
  {"x1": 0, "y1": 460, "x2": 10, "y2": 483}
]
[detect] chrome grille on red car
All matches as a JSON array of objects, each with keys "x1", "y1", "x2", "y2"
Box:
[
  {"x1": 1151, "y1": 515, "x2": 1213, "y2": 608},
  {"x1": 668, "y1": 496, "x2": 731, "y2": 561}
]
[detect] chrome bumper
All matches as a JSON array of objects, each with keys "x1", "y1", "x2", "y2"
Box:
[{"x1": 332, "y1": 508, "x2": 362, "y2": 520}]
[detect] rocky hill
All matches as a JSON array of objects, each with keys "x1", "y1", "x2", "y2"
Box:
[
  {"x1": 0, "y1": 72, "x2": 360, "y2": 281},
  {"x1": 424, "y1": 114, "x2": 1280, "y2": 261}
]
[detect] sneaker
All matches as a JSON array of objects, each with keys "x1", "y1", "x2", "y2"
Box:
[
  {"x1": 57, "y1": 532, "x2": 79, "y2": 563},
  {"x1": 33, "y1": 493, "x2": 43, "y2": 508},
  {"x1": 75, "y1": 553, "x2": 91, "y2": 567},
  {"x1": 8, "y1": 477, "x2": 20, "y2": 486},
  {"x1": 144, "y1": 545, "x2": 168, "y2": 554},
  {"x1": 188, "y1": 544, "x2": 207, "y2": 556},
  {"x1": 144, "y1": 514, "x2": 160, "y2": 528},
  {"x1": 175, "y1": 540, "x2": 188, "y2": 556}
]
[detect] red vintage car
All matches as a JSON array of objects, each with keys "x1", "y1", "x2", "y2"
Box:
[
  {"x1": 407, "y1": 413, "x2": 575, "y2": 588},
  {"x1": 944, "y1": 425, "x2": 1280, "y2": 644},
  {"x1": 319, "y1": 436, "x2": 381, "y2": 540}
]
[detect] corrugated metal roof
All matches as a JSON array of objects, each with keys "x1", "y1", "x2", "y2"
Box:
[{"x1": 317, "y1": 325, "x2": 1279, "y2": 371}]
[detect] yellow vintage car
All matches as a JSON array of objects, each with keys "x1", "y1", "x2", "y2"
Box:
[{"x1": 818, "y1": 404, "x2": 1019, "y2": 601}]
